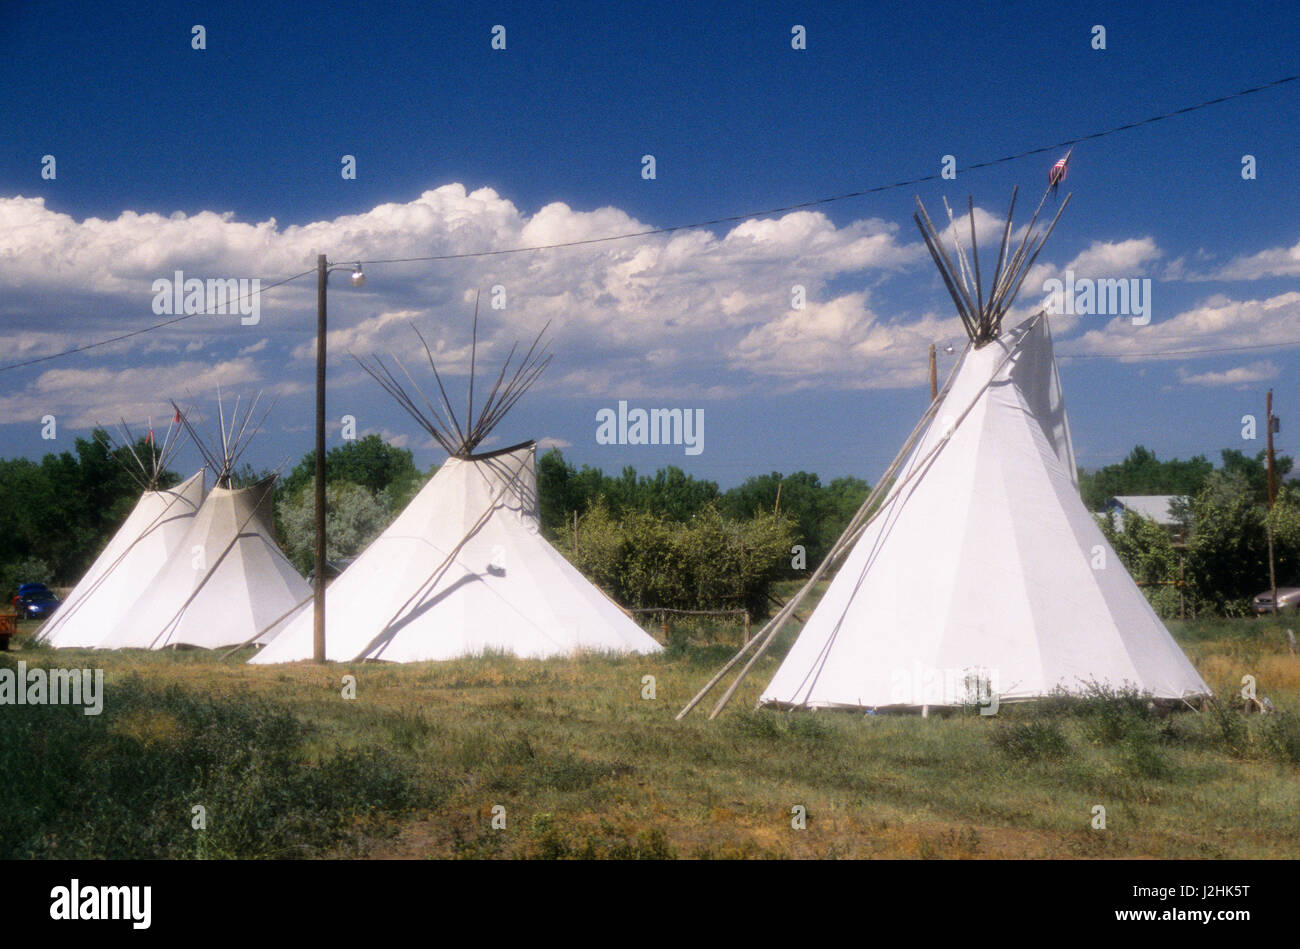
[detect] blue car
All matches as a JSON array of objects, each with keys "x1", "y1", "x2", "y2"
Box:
[{"x1": 14, "y1": 583, "x2": 61, "y2": 621}]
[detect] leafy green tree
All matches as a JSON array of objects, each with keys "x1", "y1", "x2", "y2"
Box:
[
  {"x1": 274, "y1": 435, "x2": 427, "y2": 542},
  {"x1": 1184, "y1": 471, "x2": 1270, "y2": 615},
  {"x1": 277, "y1": 482, "x2": 390, "y2": 574},
  {"x1": 535, "y1": 449, "x2": 719, "y2": 530},
  {"x1": 1265, "y1": 484, "x2": 1300, "y2": 587},
  {"x1": 1078, "y1": 446, "x2": 1214, "y2": 511},
  {"x1": 279, "y1": 435, "x2": 422, "y2": 503},
  {"x1": 721, "y1": 471, "x2": 869, "y2": 573},
  {"x1": 634, "y1": 466, "x2": 721, "y2": 520},
  {"x1": 555, "y1": 502, "x2": 796, "y2": 618},
  {"x1": 0, "y1": 557, "x2": 53, "y2": 601},
  {"x1": 537, "y1": 449, "x2": 582, "y2": 533},
  {"x1": 1097, "y1": 510, "x2": 1182, "y2": 617},
  {"x1": 0, "y1": 430, "x2": 178, "y2": 584},
  {"x1": 1218, "y1": 449, "x2": 1293, "y2": 507},
  {"x1": 1078, "y1": 445, "x2": 1294, "y2": 512},
  {"x1": 0, "y1": 458, "x2": 54, "y2": 568}
]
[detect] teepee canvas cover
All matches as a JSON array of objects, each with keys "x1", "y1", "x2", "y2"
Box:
[
  {"x1": 255, "y1": 303, "x2": 661, "y2": 664},
  {"x1": 680, "y1": 175, "x2": 1208, "y2": 719},
  {"x1": 99, "y1": 476, "x2": 311, "y2": 650},
  {"x1": 38, "y1": 470, "x2": 206, "y2": 648},
  {"x1": 760, "y1": 315, "x2": 1209, "y2": 709},
  {"x1": 253, "y1": 441, "x2": 661, "y2": 663}
]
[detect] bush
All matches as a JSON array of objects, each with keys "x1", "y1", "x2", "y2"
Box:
[
  {"x1": 1072, "y1": 685, "x2": 1156, "y2": 746},
  {"x1": 1186, "y1": 472, "x2": 1273, "y2": 614},
  {"x1": 1262, "y1": 713, "x2": 1300, "y2": 765},
  {"x1": 720, "y1": 471, "x2": 870, "y2": 575},
  {"x1": 1118, "y1": 727, "x2": 1172, "y2": 778},
  {"x1": 0, "y1": 557, "x2": 53, "y2": 600},
  {"x1": 992, "y1": 720, "x2": 1070, "y2": 760},
  {"x1": 557, "y1": 500, "x2": 796, "y2": 618},
  {"x1": 278, "y1": 481, "x2": 390, "y2": 574}
]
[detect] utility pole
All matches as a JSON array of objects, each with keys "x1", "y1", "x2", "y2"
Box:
[
  {"x1": 1265, "y1": 389, "x2": 1279, "y2": 616},
  {"x1": 314, "y1": 254, "x2": 328, "y2": 661},
  {"x1": 1266, "y1": 389, "x2": 1277, "y2": 506},
  {"x1": 309, "y1": 257, "x2": 364, "y2": 663},
  {"x1": 928, "y1": 343, "x2": 937, "y2": 402}
]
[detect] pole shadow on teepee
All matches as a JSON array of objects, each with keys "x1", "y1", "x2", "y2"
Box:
[
  {"x1": 680, "y1": 162, "x2": 1210, "y2": 720},
  {"x1": 250, "y1": 294, "x2": 663, "y2": 664}
]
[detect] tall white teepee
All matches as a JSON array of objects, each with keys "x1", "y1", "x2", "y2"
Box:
[
  {"x1": 252, "y1": 304, "x2": 662, "y2": 663},
  {"x1": 98, "y1": 396, "x2": 312, "y2": 650},
  {"x1": 761, "y1": 313, "x2": 1209, "y2": 709},
  {"x1": 681, "y1": 175, "x2": 1209, "y2": 717},
  {"x1": 39, "y1": 419, "x2": 205, "y2": 648}
]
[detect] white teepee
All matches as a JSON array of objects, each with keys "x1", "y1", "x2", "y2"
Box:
[
  {"x1": 760, "y1": 313, "x2": 1209, "y2": 709},
  {"x1": 98, "y1": 397, "x2": 312, "y2": 650},
  {"x1": 681, "y1": 176, "x2": 1208, "y2": 718},
  {"x1": 252, "y1": 304, "x2": 661, "y2": 663},
  {"x1": 252, "y1": 441, "x2": 662, "y2": 663},
  {"x1": 38, "y1": 470, "x2": 205, "y2": 648}
]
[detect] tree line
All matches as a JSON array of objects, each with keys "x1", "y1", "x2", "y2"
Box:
[
  {"x1": 2, "y1": 434, "x2": 1294, "y2": 618},
  {"x1": 1079, "y1": 445, "x2": 1292, "y2": 511}
]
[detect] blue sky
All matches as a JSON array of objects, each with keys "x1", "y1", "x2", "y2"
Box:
[{"x1": 2, "y1": 0, "x2": 1297, "y2": 488}]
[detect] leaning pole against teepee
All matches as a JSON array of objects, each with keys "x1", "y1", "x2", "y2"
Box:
[
  {"x1": 37, "y1": 418, "x2": 205, "y2": 648},
  {"x1": 97, "y1": 394, "x2": 312, "y2": 650},
  {"x1": 251, "y1": 304, "x2": 663, "y2": 664},
  {"x1": 680, "y1": 176, "x2": 1210, "y2": 718}
]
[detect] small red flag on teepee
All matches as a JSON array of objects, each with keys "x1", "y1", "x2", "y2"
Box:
[{"x1": 1048, "y1": 148, "x2": 1072, "y2": 197}]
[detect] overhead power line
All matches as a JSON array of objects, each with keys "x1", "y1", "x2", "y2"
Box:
[
  {"x1": 1058, "y1": 337, "x2": 1300, "y2": 360},
  {"x1": 0, "y1": 268, "x2": 316, "y2": 373},
  {"x1": 353, "y1": 73, "x2": 1299, "y2": 266},
  {"x1": 1, "y1": 72, "x2": 1295, "y2": 374}
]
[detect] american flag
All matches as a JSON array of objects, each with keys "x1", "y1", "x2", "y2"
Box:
[{"x1": 1048, "y1": 149, "x2": 1072, "y2": 195}]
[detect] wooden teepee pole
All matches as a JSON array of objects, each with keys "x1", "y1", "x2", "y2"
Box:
[
  {"x1": 682, "y1": 310, "x2": 1049, "y2": 719},
  {"x1": 968, "y1": 197, "x2": 985, "y2": 336},
  {"x1": 677, "y1": 347, "x2": 965, "y2": 720}
]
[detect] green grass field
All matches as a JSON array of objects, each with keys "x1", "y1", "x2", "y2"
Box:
[{"x1": 3, "y1": 594, "x2": 1298, "y2": 859}]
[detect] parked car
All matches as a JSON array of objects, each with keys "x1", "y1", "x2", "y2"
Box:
[
  {"x1": 10, "y1": 582, "x2": 48, "y2": 609},
  {"x1": 1252, "y1": 586, "x2": 1300, "y2": 614},
  {"x1": 13, "y1": 583, "x2": 62, "y2": 621}
]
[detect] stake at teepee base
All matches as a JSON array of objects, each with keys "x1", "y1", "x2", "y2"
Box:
[{"x1": 682, "y1": 170, "x2": 1211, "y2": 718}]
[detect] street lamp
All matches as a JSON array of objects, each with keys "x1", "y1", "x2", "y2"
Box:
[
  {"x1": 313, "y1": 255, "x2": 365, "y2": 662},
  {"x1": 928, "y1": 343, "x2": 958, "y2": 401}
]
